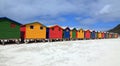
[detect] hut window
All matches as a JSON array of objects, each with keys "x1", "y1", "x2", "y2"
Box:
[
  {"x1": 10, "y1": 23, "x2": 16, "y2": 28},
  {"x1": 40, "y1": 26, "x2": 43, "y2": 30},
  {"x1": 30, "y1": 25, "x2": 34, "y2": 29},
  {"x1": 52, "y1": 28, "x2": 54, "y2": 30}
]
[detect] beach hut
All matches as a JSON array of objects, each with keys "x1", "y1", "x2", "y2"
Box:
[
  {"x1": 47, "y1": 25, "x2": 63, "y2": 41},
  {"x1": 70, "y1": 30, "x2": 72, "y2": 39},
  {"x1": 91, "y1": 31, "x2": 96, "y2": 39},
  {"x1": 107, "y1": 32, "x2": 110, "y2": 39},
  {"x1": 95, "y1": 31, "x2": 99, "y2": 39},
  {"x1": 109, "y1": 33, "x2": 112, "y2": 38},
  {"x1": 98, "y1": 31, "x2": 102, "y2": 39},
  {"x1": 116, "y1": 33, "x2": 119, "y2": 38},
  {"x1": 85, "y1": 30, "x2": 91, "y2": 39},
  {"x1": 111, "y1": 33, "x2": 114, "y2": 38},
  {"x1": 113, "y1": 33, "x2": 118, "y2": 38},
  {"x1": 104, "y1": 32, "x2": 107, "y2": 39},
  {"x1": 63, "y1": 27, "x2": 70, "y2": 40},
  {"x1": 107, "y1": 32, "x2": 110, "y2": 38},
  {"x1": 105, "y1": 32, "x2": 109, "y2": 38},
  {"x1": 114, "y1": 33, "x2": 118, "y2": 38},
  {"x1": 0, "y1": 17, "x2": 22, "y2": 44},
  {"x1": 71, "y1": 28, "x2": 77, "y2": 40},
  {"x1": 101, "y1": 32, "x2": 105, "y2": 39},
  {"x1": 21, "y1": 22, "x2": 46, "y2": 43},
  {"x1": 77, "y1": 29, "x2": 84, "y2": 40}
]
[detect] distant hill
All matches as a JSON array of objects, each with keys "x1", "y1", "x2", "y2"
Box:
[{"x1": 108, "y1": 24, "x2": 120, "y2": 34}]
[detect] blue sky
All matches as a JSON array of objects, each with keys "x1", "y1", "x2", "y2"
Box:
[{"x1": 0, "y1": 0, "x2": 120, "y2": 31}]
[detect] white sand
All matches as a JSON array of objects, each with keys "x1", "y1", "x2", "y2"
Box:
[{"x1": 0, "y1": 38, "x2": 120, "y2": 66}]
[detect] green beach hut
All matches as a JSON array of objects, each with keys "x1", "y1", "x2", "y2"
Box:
[{"x1": 0, "y1": 17, "x2": 22, "y2": 45}]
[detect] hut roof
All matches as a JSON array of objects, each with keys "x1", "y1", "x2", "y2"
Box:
[
  {"x1": 0, "y1": 17, "x2": 22, "y2": 25},
  {"x1": 48, "y1": 25, "x2": 63, "y2": 29},
  {"x1": 77, "y1": 28, "x2": 84, "y2": 31},
  {"x1": 64, "y1": 27, "x2": 70, "y2": 30},
  {"x1": 23, "y1": 22, "x2": 46, "y2": 27}
]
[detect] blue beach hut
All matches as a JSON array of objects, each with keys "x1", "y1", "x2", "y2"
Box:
[
  {"x1": 91, "y1": 31, "x2": 96, "y2": 39},
  {"x1": 63, "y1": 27, "x2": 70, "y2": 39}
]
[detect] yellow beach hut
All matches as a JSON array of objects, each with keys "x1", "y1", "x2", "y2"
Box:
[
  {"x1": 98, "y1": 31, "x2": 102, "y2": 39},
  {"x1": 21, "y1": 22, "x2": 46, "y2": 43},
  {"x1": 77, "y1": 29, "x2": 84, "y2": 39}
]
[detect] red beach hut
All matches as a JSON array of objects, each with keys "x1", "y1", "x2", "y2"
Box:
[
  {"x1": 101, "y1": 32, "x2": 105, "y2": 39},
  {"x1": 85, "y1": 30, "x2": 91, "y2": 39},
  {"x1": 48, "y1": 25, "x2": 63, "y2": 40}
]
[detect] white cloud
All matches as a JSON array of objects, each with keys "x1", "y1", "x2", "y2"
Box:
[
  {"x1": 99, "y1": 5, "x2": 111, "y2": 14},
  {"x1": 0, "y1": 0, "x2": 120, "y2": 24},
  {"x1": 75, "y1": 16, "x2": 97, "y2": 25}
]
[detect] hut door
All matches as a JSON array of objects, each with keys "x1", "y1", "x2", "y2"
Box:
[
  {"x1": 21, "y1": 31, "x2": 25, "y2": 42},
  {"x1": 46, "y1": 28, "x2": 49, "y2": 38}
]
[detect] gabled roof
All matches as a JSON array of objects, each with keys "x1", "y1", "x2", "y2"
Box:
[
  {"x1": 98, "y1": 31, "x2": 102, "y2": 33},
  {"x1": 91, "y1": 30, "x2": 96, "y2": 32},
  {"x1": 78, "y1": 28, "x2": 84, "y2": 31},
  {"x1": 0, "y1": 17, "x2": 22, "y2": 25},
  {"x1": 23, "y1": 22, "x2": 46, "y2": 27},
  {"x1": 85, "y1": 30, "x2": 91, "y2": 32},
  {"x1": 85, "y1": 29, "x2": 91, "y2": 31},
  {"x1": 72, "y1": 28, "x2": 77, "y2": 30},
  {"x1": 48, "y1": 25, "x2": 63, "y2": 29},
  {"x1": 64, "y1": 27, "x2": 70, "y2": 30},
  {"x1": 61, "y1": 26, "x2": 69, "y2": 29}
]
